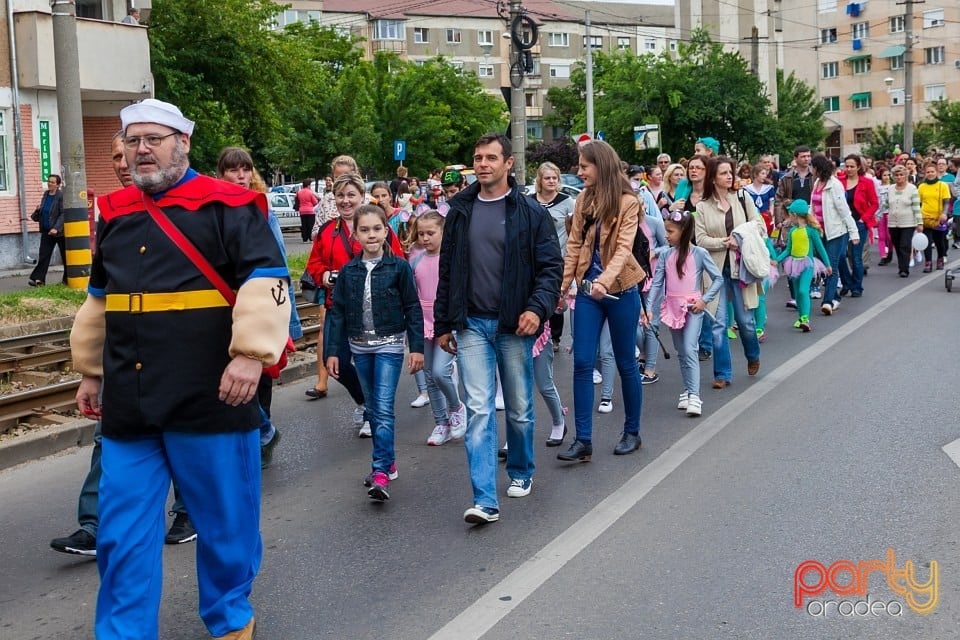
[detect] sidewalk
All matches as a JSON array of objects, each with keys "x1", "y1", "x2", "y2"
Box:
[{"x1": 0, "y1": 264, "x2": 65, "y2": 294}]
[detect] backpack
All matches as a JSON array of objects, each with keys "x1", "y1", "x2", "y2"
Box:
[{"x1": 632, "y1": 194, "x2": 651, "y2": 280}]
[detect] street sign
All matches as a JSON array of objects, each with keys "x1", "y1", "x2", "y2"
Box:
[
  {"x1": 394, "y1": 140, "x2": 406, "y2": 162},
  {"x1": 39, "y1": 121, "x2": 52, "y2": 181},
  {"x1": 596, "y1": 130, "x2": 605, "y2": 141},
  {"x1": 633, "y1": 124, "x2": 660, "y2": 152}
]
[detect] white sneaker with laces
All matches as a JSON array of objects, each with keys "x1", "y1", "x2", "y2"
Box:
[
  {"x1": 506, "y1": 478, "x2": 532, "y2": 498},
  {"x1": 598, "y1": 399, "x2": 614, "y2": 414},
  {"x1": 592, "y1": 369, "x2": 602, "y2": 384},
  {"x1": 449, "y1": 403, "x2": 467, "y2": 439},
  {"x1": 677, "y1": 392, "x2": 689, "y2": 410},
  {"x1": 686, "y1": 394, "x2": 702, "y2": 417},
  {"x1": 410, "y1": 393, "x2": 430, "y2": 408},
  {"x1": 358, "y1": 421, "x2": 372, "y2": 438},
  {"x1": 427, "y1": 424, "x2": 451, "y2": 446},
  {"x1": 810, "y1": 288, "x2": 822, "y2": 299}
]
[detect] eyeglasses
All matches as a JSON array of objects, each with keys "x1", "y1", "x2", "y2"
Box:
[{"x1": 122, "y1": 132, "x2": 179, "y2": 149}]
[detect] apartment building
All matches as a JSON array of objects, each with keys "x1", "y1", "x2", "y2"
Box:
[
  {"x1": 317, "y1": 0, "x2": 674, "y2": 143},
  {"x1": 0, "y1": 0, "x2": 152, "y2": 268},
  {"x1": 776, "y1": 0, "x2": 959, "y2": 156},
  {"x1": 675, "y1": 0, "x2": 778, "y2": 109}
]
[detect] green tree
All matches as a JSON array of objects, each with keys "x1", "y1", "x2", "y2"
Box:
[
  {"x1": 927, "y1": 99, "x2": 960, "y2": 151},
  {"x1": 860, "y1": 122, "x2": 939, "y2": 159},
  {"x1": 773, "y1": 69, "x2": 826, "y2": 159}
]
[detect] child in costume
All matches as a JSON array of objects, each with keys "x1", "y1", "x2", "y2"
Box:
[
  {"x1": 776, "y1": 200, "x2": 831, "y2": 333},
  {"x1": 646, "y1": 209, "x2": 723, "y2": 417}
]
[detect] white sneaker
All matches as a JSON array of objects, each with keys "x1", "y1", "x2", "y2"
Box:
[
  {"x1": 686, "y1": 394, "x2": 702, "y2": 417},
  {"x1": 410, "y1": 393, "x2": 430, "y2": 408},
  {"x1": 449, "y1": 403, "x2": 467, "y2": 439},
  {"x1": 831, "y1": 299, "x2": 840, "y2": 312},
  {"x1": 358, "y1": 421, "x2": 372, "y2": 438},
  {"x1": 810, "y1": 288, "x2": 822, "y2": 299},
  {"x1": 821, "y1": 303, "x2": 833, "y2": 316},
  {"x1": 352, "y1": 406, "x2": 365, "y2": 426},
  {"x1": 427, "y1": 424, "x2": 451, "y2": 446},
  {"x1": 495, "y1": 395, "x2": 505, "y2": 411},
  {"x1": 592, "y1": 369, "x2": 602, "y2": 384},
  {"x1": 598, "y1": 398, "x2": 613, "y2": 414},
  {"x1": 506, "y1": 478, "x2": 532, "y2": 498},
  {"x1": 677, "y1": 392, "x2": 689, "y2": 410}
]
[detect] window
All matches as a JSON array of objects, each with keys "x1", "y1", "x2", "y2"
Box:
[
  {"x1": 529, "y1": 55, "x2": 541, "y2": 76},
  {"x1": 822, "y1": 62, "x2": 839, "y2": 78},
  {"x1": 923, "y1": 9, "x2": 945, "y2": 28},
  {"x1": 889, "y1": 15, "x2": 905, "y2": 33},
  {"x1": 583, "y1": 35, "x2": 602, "y2": 50},
  {"x1": 925, "y1": 46, "x2": 945, "y2": 64},
  {"x1": 450, "y1": 60, "x2": 464, "y2": 74},
  {"x1": 414, "y1": 28, "x2": 429, "y2": 44},
  {"x1": 527, "y1": 120, "x2": 543, "y2": 141},
  {"x1": 618, "y1": 37, "x2": 631, "y2": 50},
  {"x1": 925, "y1": 84, "x2": 946, "y2": 102},
  {"x1": 550, "y1": 64, "x2": 571, "y2": 79},
  {"x1": 852, "y1": 57, "x2": 871, "y2": 74},
  {"x1": 854, "y1": 129, "x2": 872, "y2": 144},
  {"x1": 373, "y1": 19, "x2": 404, "y2": 41},
  {"x1": 818, "y1": 0, "x2": 837, "y2": 13},
  {"x1": 643, "y1": 37, "x2": 657, "y2": 51},
  {"x1": 851, "y1": 22, "x2": 869, "y2": 39},
  {"x1": 822, "y1": 96, "x2": 840, "y2": 112},
  {"x1": 75, "y1": 0, "x2": 103, "y2": 19},
  {"x1": 889, "y1": 88, "x2": 905, "y2": 105},
  {"x1": 852, "y1": 93, "x2": 872, "y2": 110},
  {"x1": 669, "y1": 40, "x2": 678, "y2": 52},
  {"x1": 890, "y1": 54, "x2": 904, "y2": 70},
  {"x1": 525, "y1": 92, "x2": 536, "y2": 108},
  {"x1": 820, "y1": 28, "x2": 837, "y2": 44},
  {"x1": 548, "y1": 32, "x2": 569, "y2": 47},
  {"x1": 446, "y1": 28, "x2": 461, "y2": 44},
  {"x1": 283, "y1": 10, "x2": 299, "y2": 26},
  {"x1": 478, "y1": 64, "x2": 494, "y2": 78},
  {"x1": 307, "y1": 11, "x2": 320, "y2": 23},
  {"x1": 477, "y1": 30, "x2": 493, "y2": 46},
  {"x1": 0, "y1": 111, "x2": 8, "y2": 191}
]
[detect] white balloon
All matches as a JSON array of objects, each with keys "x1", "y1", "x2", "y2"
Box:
[{"x1": 912, "y1": 232, "x2": 929, "y2": 251}]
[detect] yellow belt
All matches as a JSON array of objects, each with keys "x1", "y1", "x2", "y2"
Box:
[{"x1": 105, "y1": 290, "x2": 232, "y2": 313}]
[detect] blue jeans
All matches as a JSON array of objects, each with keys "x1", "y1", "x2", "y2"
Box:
[
  {"x1": 456, "y1": 317, "x2": 535, "y2": 510},
  {"x1": 572, "y1": 288, "x2": 642, "y2": 442},
  {"x1": 97, "y1": 430, "x2": 261, "y2": 639},
  {"x1": 423, "y1": 338, "x2": 461, "y2": 426},
  {"x1": 533, "y1": 343, "x2": 565, "y2": 427},
  {"x1": 824, "y1": 232, "x2": 849, "y2": 303},
  {"x1": 598, "y1": 322, "x2": 615, "y2": 401},
  {"x1": 712, "y1": 266, "x2": 760, "y2": 382},
  {"x1": 669, "y1": 310, "x2": 703, "y2": 396},
  {"x1": 840, "y1": 220, "x2": 866, "y2": 295},
  {"x1": 353, "y1": 351, "x2": 404, "y2": 475}
]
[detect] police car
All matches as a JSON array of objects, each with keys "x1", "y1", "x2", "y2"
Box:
[{"x1": 268, "y1": 192, "x2": 300, "y2": 231}]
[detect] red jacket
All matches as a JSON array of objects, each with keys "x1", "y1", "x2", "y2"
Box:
[
  {"x1": 306, "y1": 218, "x2": 405, "y2": 308},
  {"x1": 838, "y1": 174, "x2": 879, "y2": 231}
]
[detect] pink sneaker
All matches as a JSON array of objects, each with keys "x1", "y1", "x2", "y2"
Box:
[{"x1": 367, "y1": 472, "x2": 390, "y2": 501}]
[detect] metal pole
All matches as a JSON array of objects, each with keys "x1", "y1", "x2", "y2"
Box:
[
  {"x1": 903, "y1": 0, "x2": 915, "y2": 153},
  {"x1": 51, "y1": 0, "x2": 91, "y2": 288},
  {"x1": 6, "y1": 0, "x2": 32, "y2": 264},
  {"x1": 509, "y1": 0, "x2": 526, "y2": 184},
  {"x1": 750, "y1": 26, "x2": 759, "y2": 76},
  {"x1": 585, "y1": 9, "x2": 594, "y2": 137}
]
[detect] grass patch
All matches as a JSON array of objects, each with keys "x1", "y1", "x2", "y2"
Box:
[
  {"x1": 0, "y1": 285, "x2": 86, "y2": 326},
  {"x1": 287, "y1": 252, "x2": 310, "y2": 281}
]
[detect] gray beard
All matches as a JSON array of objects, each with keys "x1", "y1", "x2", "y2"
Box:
[{"x1": 132, "y1": 146, "x2": 189, "y2": 194}]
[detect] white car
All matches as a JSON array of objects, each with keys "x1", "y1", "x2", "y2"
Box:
[
  {"x1": 268, "y1": 192, "x2": 300, "y2": 231},
  {"x1": 523, "y1": 184, "x2": 582, "y2": 200}
]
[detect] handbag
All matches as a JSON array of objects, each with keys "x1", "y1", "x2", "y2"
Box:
[
  {"x1": 299, "y1": 269, "x2": 319, "y2": 304},
  {"x1": 30, "y1": 207, "x2": 41, "y2": 222},
  {"x1": 140, "y1": 194, "x2": 294, "y2": 377}
]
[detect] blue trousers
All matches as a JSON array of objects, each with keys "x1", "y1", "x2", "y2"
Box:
[
  {"x1": 824, "y1": 232, "x2": 849, "y2": 303},
  {"x1": 353, "y1": 351, "x2": 404, "y2": 475},
  {"x1": 669, "y1": 311, "x2": 703, "y2": 396},
  {"x1": 96, "y1": 430, "x2": 262, "y2": 640}
]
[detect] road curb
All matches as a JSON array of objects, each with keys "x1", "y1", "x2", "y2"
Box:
[{"x1": 0, "y1": 361, "x2": 316, "y2": 473}]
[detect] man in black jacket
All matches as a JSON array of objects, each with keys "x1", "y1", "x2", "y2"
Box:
[{"x1": 435, "y1": 133, "x2": 562, "y2": 524}]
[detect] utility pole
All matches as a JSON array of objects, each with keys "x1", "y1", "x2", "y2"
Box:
[
  {"x1": 749, "y1": 26, "x2": 759, "y2": 76},
  {"x1": 585, "y1": 10, "x2": 594, "y2": 137},
  {"x1": 51, "y1": 0, "x2": 91, "y2": 288},
  {"x1": 901, "y1": 0, "x2": 919, "y2": 153},
  {"x1": 509, "y1": 0, "x2": 526, "y2": 184}
]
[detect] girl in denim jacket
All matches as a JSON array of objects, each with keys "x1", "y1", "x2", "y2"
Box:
[{"x1": 327, "y1": 205, "x2": 425, "y2": 502}]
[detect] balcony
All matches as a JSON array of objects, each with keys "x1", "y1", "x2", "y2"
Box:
[
  {"x1": 372, "y1": 39, "x2": 406, "y2": 56},
  {"x1": 14, "y1": 12, "x2": 152, "y2": 101},
  {"x1": 525, "y1": 106, "x2": 543, "y2": 118}
]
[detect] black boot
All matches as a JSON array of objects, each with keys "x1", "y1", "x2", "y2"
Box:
[
  {"x1": 557, "y1": 440, "x2": 592, "y2": 462},
  {"x1": 613, "y1": 432, "x2": 642, "y2": 455}
]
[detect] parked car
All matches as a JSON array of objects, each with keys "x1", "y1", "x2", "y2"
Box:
[
  {"x1": 560, "y1": 174, "x2": 584, "y2": 189},
  {"x1": 523, "y1": 183, "x2": 582, "y2": 200},
  {"x1": 268, "y1": 192, "x2": 300, "y2": 231}
]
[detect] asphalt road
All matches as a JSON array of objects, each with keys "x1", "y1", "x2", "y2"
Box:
[{"x1": 1, "y1": 257, "x2": 958, "y2": 639}]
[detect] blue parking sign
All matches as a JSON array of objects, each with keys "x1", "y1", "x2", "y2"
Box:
[{"x1": 394, "y1": 140, "x2": 406, "y2": 162}]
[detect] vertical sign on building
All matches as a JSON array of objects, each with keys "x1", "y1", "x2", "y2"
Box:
[{"x1": 38, "y1": 121, "x2": 52, "y2": 181}]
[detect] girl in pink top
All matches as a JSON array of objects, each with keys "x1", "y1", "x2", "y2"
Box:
[
  {"x1": 645, "y1": 210, "x2": 723, "y2": 417},
  {"x1": 295, "y1": 180, "x2": 319, "y2": 243},
  {"x1": 410, "y1": 211, "x2": 466, "y2": 446}
]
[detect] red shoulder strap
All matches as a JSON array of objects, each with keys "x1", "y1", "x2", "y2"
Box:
[{"x1": 141, "y1": 193, "x2": 237, "y2": 306}]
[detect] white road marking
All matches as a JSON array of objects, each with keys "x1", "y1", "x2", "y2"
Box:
[
  {"x1": 428, "y1": 266, "x2": 947, "y2": 640},
  {"x1": 942, "y1": 438, "x2": 960, "y2": 469}
]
